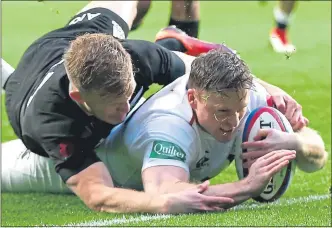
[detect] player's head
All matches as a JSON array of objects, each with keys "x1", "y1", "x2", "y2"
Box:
[
  {"x1": 64, "y1": 33, "x2": 136, "y2": 124},
  {"x1": 187, "y1": 50, "x2": 253, "y2": 142}
]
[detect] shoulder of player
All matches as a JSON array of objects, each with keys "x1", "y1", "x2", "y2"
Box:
[
  {"x1": 128, "y1": 97, "x2": 195, "y2": 134},
  {"x1": 247, "y1": 81, "x2": 270, "y2": 111},
  {"x1": 128, "y1": 114, "x2": 198, "y2": 158},
  {"x1": 134, "y1": 79, "x2": 191, "y2": 120},
  {"x1": 133, "y1": 113, "x2": 198, "y2": 150}
]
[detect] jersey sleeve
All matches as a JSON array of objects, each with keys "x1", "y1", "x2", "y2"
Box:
[
  {"x1": 22, "y1": 116, "x2": 101, "y2": 183},
  {"x1": 127, "y1": 115, "x2": 198, "y2": 173},
  {"x1": 121, "y1": 39, "x2": 186, "y2": 88},
  {"x1": 248, "y1": 81, "x2": 273, "y2": 111},
  {"x1": 21, "y1": 81, "x2": 103, "y2": 183}
]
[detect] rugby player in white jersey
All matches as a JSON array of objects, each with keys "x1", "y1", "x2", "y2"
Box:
[
  {"x1": 2, "y1": 50, "x2": 327, "y2": 210},
  {"x1": 93, "y1": 50, "x2": 327, "y2": 203}
]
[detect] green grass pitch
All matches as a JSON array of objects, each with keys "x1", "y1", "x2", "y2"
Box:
[{"x1": 1, "y1": 1, "x2": 331, "y2": 226}]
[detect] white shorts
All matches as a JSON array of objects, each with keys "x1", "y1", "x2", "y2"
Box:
[{"x1": 1, "y1": 139, "x2": 72, "y2": 193}]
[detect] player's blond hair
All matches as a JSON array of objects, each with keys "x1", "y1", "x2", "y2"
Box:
[{"x1": 64, "y1": 33, "x2": 133, "y2": 98}]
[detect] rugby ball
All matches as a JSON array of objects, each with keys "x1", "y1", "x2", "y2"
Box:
[{"x1": 235, "y1": 106, "x2": 296, "y2": 203}]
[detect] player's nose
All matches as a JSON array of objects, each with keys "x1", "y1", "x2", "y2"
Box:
[{"x1": 228, "y1": 114, "x2": 240, "y2": 129}]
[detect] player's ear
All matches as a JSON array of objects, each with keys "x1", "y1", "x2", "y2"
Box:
[
  {"x1": 187, "y1": 88, "x2": 198, "y2": 110},
  {"x1": 69, "y1": 90, "x2": 84, "y2": 104}
]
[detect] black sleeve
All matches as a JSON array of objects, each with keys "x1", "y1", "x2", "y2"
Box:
[
  {"x1": 21, "y1": 78, "x2": 103, "y2": 182},
  {"x1": 23, "y1": 114, "x2": 102, "y2": 183},
  {"x1": 121, "y1": 39, "x2": 186, "y2": 88},
  {"x1": 40, "y1": 7, "x2": 130, "y2": 41}
]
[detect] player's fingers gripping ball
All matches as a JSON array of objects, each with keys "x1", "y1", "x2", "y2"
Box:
[{"x1": 235, "y1": 107, "x2": 296, "y2": 203}]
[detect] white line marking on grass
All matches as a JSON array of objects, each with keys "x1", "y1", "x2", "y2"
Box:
[
  {"x1": 68, "y1": 214, "x2": 171, "y2": 227},
  {"x1": 67, "y1": 194, "x2": 330, "y2": 227},
  {"x1": 232, "y1": 194, "x2": 330, "y2": 211}
]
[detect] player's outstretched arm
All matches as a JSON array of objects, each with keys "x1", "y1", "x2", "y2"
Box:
[
  {"x1": 66, "y1": 162, "x2": 232, "y2": 213},
  {"x1": 143, "y1": 166, "x2": 194, "y2": 195},
  {"x1": 142, "y1": 150, "x2": 295, "y2": 209},
  {"x1": 121, "y1": 40, "x2": 193, "y2": 87},
  {"x1": 142, "y1": 166, "x2": 234, "y2": 210},
  {"x1": 203, "y1": 150, "x2": 295, "y2": 208},
  {"x1": 241, "y1": 127, "x2": 328, "y2": 173},
  {"x1": 66, "y1": 162, "x2": 166, "y2": 213}
]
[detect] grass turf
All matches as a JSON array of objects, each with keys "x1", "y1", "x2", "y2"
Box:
[{"x1": 1, "y1": 1, "x2": 331, "y2": 226}]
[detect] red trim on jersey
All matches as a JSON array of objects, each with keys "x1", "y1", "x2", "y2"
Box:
[
  {"x1": 266, "y1": 95, "x2": 274, "y2": 107},
  {"x1": 189, "y1": 114, "x2": 195, "y2": 126},
  {"x1": 59, "y1": 142, "x2": 74, "y2": 159}
]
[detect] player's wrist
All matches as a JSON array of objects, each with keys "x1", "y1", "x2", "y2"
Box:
[
  {"x1": 292, "y1": 132, "x2": 304, "y2": 155},
  {"x1": 241, "y1": 177, "x2": 259, "y2": 198},
  {"x1": 151, "y1": 194, "x2": 170, "y2": 214}
]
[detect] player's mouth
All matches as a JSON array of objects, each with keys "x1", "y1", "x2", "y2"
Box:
[{"x1": 220, "y1": 128, "x2": 233, "y2": 135}]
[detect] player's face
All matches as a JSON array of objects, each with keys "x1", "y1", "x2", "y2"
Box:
[
  {"x1": 83, "y1": 81, "x2": 136, "y2": 125},
  {"x1": 86, "y1": 95, "x2": 131, "y2": 124},
  {"x1": 192, "y1": 89, "x2": 249, "y2": 142}
]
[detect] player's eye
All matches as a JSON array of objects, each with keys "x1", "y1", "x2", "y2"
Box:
[{"x1": 218, "y1": 109, "x2": 228, "y2": 113}]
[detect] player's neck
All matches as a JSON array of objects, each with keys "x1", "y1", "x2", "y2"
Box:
[
  {"x1": 192, "y1": 111, "x2": 207, "y2": 133},
  {"x1": 78, "y1": 103, "x2": 94, "y2": 116}
]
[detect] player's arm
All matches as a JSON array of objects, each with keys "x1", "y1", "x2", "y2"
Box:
[
  {"x1": 135, "y1": 117, "x2": 205, "y2": 195},
  {"x1": 31, "y1": 134, "x2": 166, "y2": 212},
  {"x1": 143, "y1": 151, "x2": 295, "y2": 209},
  {"x1": 242, "y1": 127, "x2": 328, "y2": 173},
  {"x1": 121, "y1": 40, "x2": 192, "y2": 87},
  {"x1": 137, "y1": 117, "x2": 293, "y2": 209},
  {"x1": 142, "y1": 164, "x2": 252, "y2": 205},
  {"x1": 241, "y1": 83, "x2": 325, "y2": 173},
  {"x1": 199, "y1": 150, "x2": 295, "y2": 209},
  {"x1": 143, "y1": 166, "x2": 191, "y2": 195},
  {"x1": 142, "y1": 164, "x2": 255, "y2": 209},
  {"x1": 65, "y1": 162, "x2": 168, "y2": 213},
  {"x1": 65, "y1": 146, "x2": 235, "y2": 213},
  {"x1": 137, "y1": 117, "x2": 197, "y2": 194},
  {"x1": 142, "y1": 150, "x2": 254, "y2": 207},
  {"x1": 253, "y1": 76, "x2": 308, "y2": 131},
  {"x1": 48, "y1": 142, "x2": 232, "y2": 214}
]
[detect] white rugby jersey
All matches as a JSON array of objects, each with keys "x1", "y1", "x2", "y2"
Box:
[{"x1": 96, "y1": 74, "x2": 271, "y2": 190}]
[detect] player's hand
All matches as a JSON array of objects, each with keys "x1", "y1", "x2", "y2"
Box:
[
  {"x1": 164, "y1": 180, "x2": 234, "y2": 214},
  {"x1": 241, "y1": 129, "x2": 298, "y2": 168},
  {"x1": 245, "y1": 150, "x2": 296, "y2": 197},
  {"x1": 268, "y1": 92, "x2": 309, "y2": 131}
]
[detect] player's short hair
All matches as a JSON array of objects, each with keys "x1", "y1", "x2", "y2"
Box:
[
  {"x1": 64, "y1": 33, "x2": 133, "y2": 98},
  {"x1": 188, "y1": 49, "x2": 253, "y2": 95}
]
